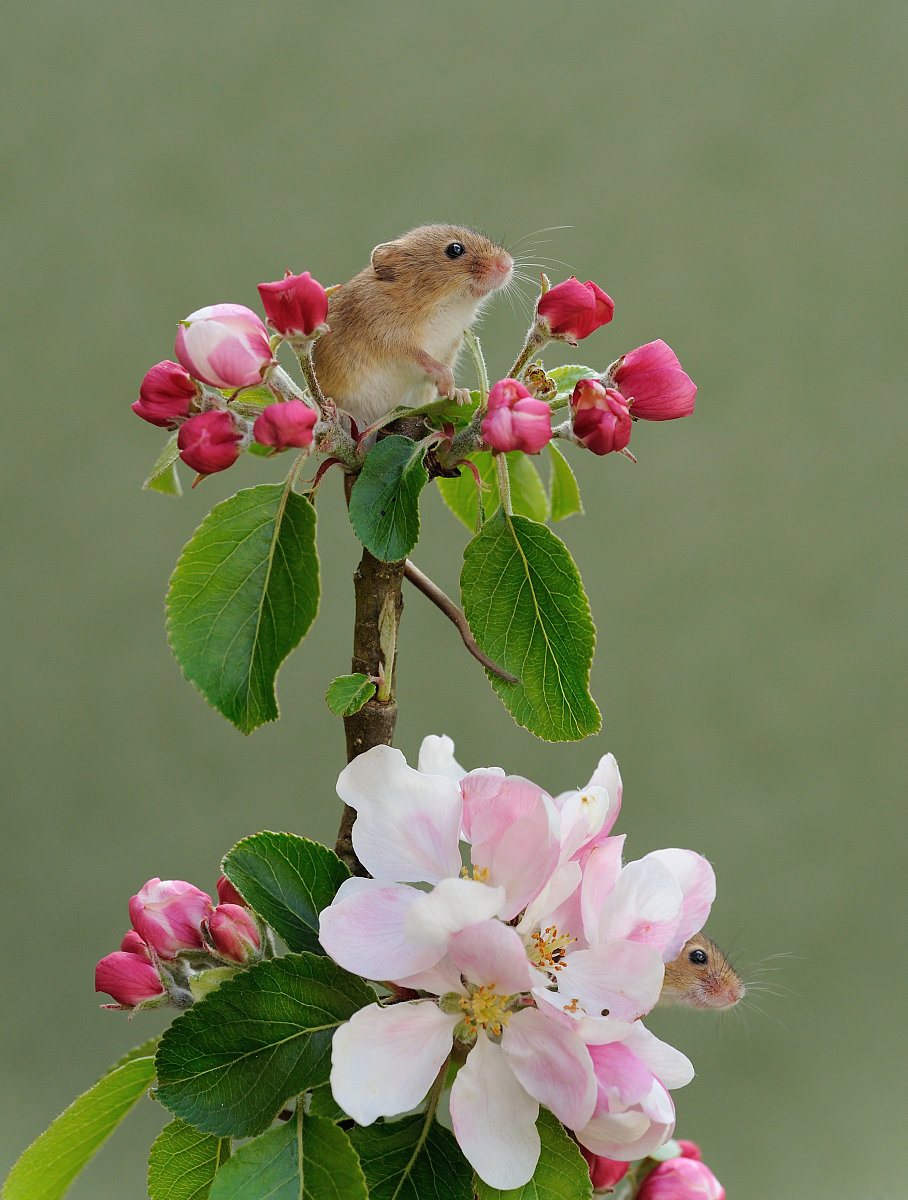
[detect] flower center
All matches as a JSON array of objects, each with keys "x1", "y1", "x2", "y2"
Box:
[
  {"x1": 458, "y1": 984, "x2": 513, "y2": 1038},
  {"x1": 461, "y1": 864, "x2": 490, "y2": 883},
  {"x1": 528, "y1": 925, "x2": 575, "y2": 973}
]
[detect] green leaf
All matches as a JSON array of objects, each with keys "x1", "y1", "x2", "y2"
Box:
[
  {"x1": 350, "y1": 1115, "x2": 473, "y2": 1200},
  {"x1": 437, "y1": 452, "x2": 548, "y2": 531},
  {"x1": 155, "y1": 953, "x2": 374, "y2": 1138},
  {"x1": 473, "y1": 1110, "x2": 592, "y2": 1200},
  {"x1": 325, "y1": 673, "x2": 376, "y2": 716},
  {"x1": 307, "y1": 1086, "x2": 348, "y2": 1123},
  {"x1": 546, "y1": 364, "x2": 599, "y2": 406},
  {"x1": 348, "y1": 435, "x2": 429, "y2": 561},
  {"x1": 547, "y1": 442, "x2": 583, "y2": 522},
  {"x1": 222, "y1": 833, "x2": 349, "y2": 955},
  {"x1": 461, "y1": 509, "x2": 600, "y2": 741},
  {"x1": 2, "y1": 1040, "x2": 158, "y2": 1200},
  {"x1": 144, "y1": 432, "x2": 183, "y2": 497},
  {"x1": 166, "y1": 482, "x2": 319, "y2": 733},
  {"x1": 147, "y1": 1119, "x2": 231, "y2": 1200},
  {"x1": 208, "y1": 1112, "x2": 366, "y2": 1200}
]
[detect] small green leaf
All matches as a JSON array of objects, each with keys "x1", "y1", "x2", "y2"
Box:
[
  {"x1": 222, "y1": 833, "x2": 349, "y2": 955},
  {"x1": 307, "y1": 1086, "x2": 348, "y2": 1123},
  {"x1": 546, "y1": 364, "x2": 598, "y2": 406},
  {"x1": 325, "y1": 673, "x2": 376, "y2": 716},
  {"x1": 461, "y1": 509, "x2": 600, "y2": 741},
  {"x1": 148, "y1": 1119, "x2": 231, "y2": 1200},
  {"x1": 437, "y1": 452, "x2": 548, "y2": 531},
  {"x1": 155, "y1": 953, "x2": 374, "y2": 1138},
  {"x1": 473, "y1": 1110, "x2": 592, "y2": 1200},
  {"x1": 166, "y1": 483, "x2": 319, "y2": 733},
  {"x1": 207, "y1": 1112, "x2": 366, "y2": 1200},
  {"x1": 348, "y1": 435, "x2": 429, "y2": 561},
  {"x1": 144, "y1": 432, "x2": 183, "y2": 497},
  {"x1": 547, "y1": 442, "x2": 583, "y2": 522},
  {"x1": 509, "y1": 454, "x2": 549, "y2": 523},
  {"x1": 2, "y1": 1040, "x2": 158, "y2": 1200},
  {"x1": 350, "y1": 1115, "x2": 473, "y2": 1200}
]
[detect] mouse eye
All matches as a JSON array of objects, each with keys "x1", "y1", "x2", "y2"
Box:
[
  {"x1": 689, "y1": 948, "x2": 709, "y2": 966},
  {"x1": 445, "y1": 241, "x2": 466, "y2": 259}
]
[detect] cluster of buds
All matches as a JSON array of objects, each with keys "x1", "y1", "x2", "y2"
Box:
[
  {"x1": 580, "y1": 1140, "x2": 725, "y2": 1198},
  {"x1": 133, "y1": 271, "x2": 329, "y2": 476},
  {"x1": 95, "y1": 875, "x2": 264, "y2": 1012}
]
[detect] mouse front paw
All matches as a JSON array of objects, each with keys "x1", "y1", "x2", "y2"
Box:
[
  {"x1": 452, "y1": 387, "x2": 472, "y2": 406},
  {"x1": 430, "y1": 363, "x2": 456, "y2": 399}
]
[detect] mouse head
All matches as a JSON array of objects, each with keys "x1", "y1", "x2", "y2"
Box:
[
  {"x1": 370, "y1": 224, "x2": 513, "y2": 301},
  {"x1": 664, "y1": 933, "x2": 745, "y2": 1010}
]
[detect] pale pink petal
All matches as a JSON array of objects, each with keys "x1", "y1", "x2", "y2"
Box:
[
  {"x1": 473, "y1": 791, "x2": 562, "y2": 919},
  {"x1": 618, "y1": 1023, "x2": 694, "y2": 1090},
  {"x1": 448, "y1": 920, "x2": 534, "y2": 993},
  {"x1": 588, "y1": 1041, "x2": 655, "y2": 1106},
  {"x1": 404, "y1": 878, "x2": 506, "y2": 945},
  {"x1": 502, "y1": 1007, "x2": 597, "y2": 1129},
  {"x1": 392, "y1": 955, "x2": 465, "y2": 995},
  {"x1": 450, "y1": 1034, "x2": 540, "y2": 1189},
  {"x1": 555, "y1": 784, "x2": 614, "y2": 863},
  {"x1": 595, "y1": 858, "x2": 683, "y2": 952},
  {"x1": 575, "y1": 753, "x2": 623, "y2": 856},
  {"x1": 330, "y1": 1001, "x2": 457, "y2": 1125},
  {"x1": 337, "y1": 745, "x2": 463, "y2": 883},
  {"x1": 416, "y1": 734, "x2": 467, "y2": 782},
  {"x1": 643, "y1": 850, "x2": 716, "y2": 959},
  {"x1": 319, "y1": 881, "x2": 444, "y2": 980},
  {"x1": 553, "y1": 939, "x2": 665, "y2": 1021},
  {"x1": 580, "y1": 836, "x2": 625, "y2": 942},
  {"x1": 518, "y1": 860, "x2": 582, "y2": 935},
  {"x1": 462, "y1": 770, "x2": 545, "y2": 845},
  {"x1": 576, "y1": 1104, "x2": 674, "y2": 1162}
]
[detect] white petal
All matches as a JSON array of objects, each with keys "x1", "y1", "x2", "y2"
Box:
[
  {"x1": 580, "y1": 837, "x2": 625, "y2": 942},
  {"x1": 502, "y1": 1007, "x2": 596, "y2": 1129},
  {"x1": 417, "y1": 734, "x2": 467, "y2": 782},
  {"x1": 518, "y1": 860, "x2": 582, "y2": 934},
  {"x1": 338, "y1": 745, "x2": 463, "y2": 883},
  {"x1": 555, "y1": 939, "x2": 665, "y2": 1021},
  {"x1": 450, "y1": 1034, "x2": 540, "y2": 1189},
  {"x1": 643, "y1": 849, "x2": 716, "y2": 959},
  {"x1": 404, "y1": 878, "x2": 506, "y2": 945},
  {"x1": 618, "y1": 1022, "x2": 695, "y2": 1089},
  {"x1": 577, "y1": 1106, "x2": 673, "y2": 1161},
  {"x1": 555, "y1": 785, "x2": 613, "y2": 862},
  {"x1": 392, "y1": 955, "x2": 465, "y2": 995},
  {"x1": 595, "y1": 857, "x2": 683, "y2": 952},
  {"x1": 330, "y1": 1001, "x2": 457, "y2": 1125},
  {"x1": 319, "y1": 881, "x2": 444, "y2": 980},
  {"x1": 448, "y1": 920, "x2": 534, "y2": 993}
]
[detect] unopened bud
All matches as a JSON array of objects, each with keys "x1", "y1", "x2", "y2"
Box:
[
  {"x1": 206, "y1": 903, "x2": 262, "y2": 964},
  {"x1": 537, "y1": 277, "x2": 614, "y2": 342},
  {"x1": 253, "y1": 400, "x2": 317, "y2": 450},
  {"x1": 128, "y1": 878, "x2": 214, "y2": 960},
  {"x1": 132, "y1": 360, "x2": 200, "y2": 428},
  {"x1": 177, "y1": 410, "x2": 244, "y2": 475},
  {"x1": 175, "y1": 303, "x2": 273, "y2": 390},
  {"x1": 95, "y1": 950, "x2": 165, "y2": 1009},
  {"x1": 482, "y1": 378, "x2": 552, "y2": 454},
  {"x1": 257, "y1": 271, "x2": 329, "y2": 338},
  {"x1": 609, "y1": 340, "x2": 696, "y2": 421}
]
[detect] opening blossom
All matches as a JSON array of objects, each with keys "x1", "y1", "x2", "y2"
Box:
[
  {"x1": 609, "y1": 340, "x2": 696, "y2": 422},
  {"x1": 175, "y1": 303, "x2": 274, "y2": 390},
  {"x1": 318, "y1": 737, "x2": 716, "y2": 1189}
]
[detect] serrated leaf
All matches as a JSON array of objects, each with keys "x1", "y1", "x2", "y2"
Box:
[
  {"x1": 437, "y1": 452, "x2": 548, "y2": 531},
  {"x1": 222, "y1": 833, "x2": 349, "y2": 955},
  {"x1": 208, "y1": 1112, "x2": 366, "y2": 1200},
  {"x1": 147, "y1": 1119, "x2": 231, "y2": 1200},
  {"x1": 166, "y1": 483, "x2": 319, "y2": 733},
  {"x1": 155, "y1": 953, "x2": 374, "y2": 1138},
  {"x1": 325, "y1": 673, "x2": 376, "y2": 716},
  {"x1": 144, "y1": 432, "x2": 183, "y2": 497},
  {"x1": 350, "y1": 1115, "x2": 473, "y2": 1200},
  {"x1": 473, "y1": 1109, "x2": 592, "y2": 1200},
  {"x1": 461, "y1": 509, "x2": 599, "y2": 741},
  {"x1": 546, "y1": 364, "x2": 598, "y2": 406},
  {"x1": 547, "y1": 442, "x2": 583, "y2": 522},
  {"x1": 348, "y1": 435, "x2": 429, "y2": 561},
  {"x1": 2, "y1": 1040, "x2": 158, "y2": 1200}
]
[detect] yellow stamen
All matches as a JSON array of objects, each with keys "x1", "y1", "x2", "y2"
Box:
[
  {"x1": 527, "y1": 925, "x2": 576, "y2": 972},
  {"x1": 458, "y1": 984, "x2": 513, "y2": 1038}
]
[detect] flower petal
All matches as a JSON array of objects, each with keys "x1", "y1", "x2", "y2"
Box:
[
  {"x1": 448, "y1": 920, "x2": 534, "y2": 993},
  {"x1": 642, "y1": 849, "x2": 715, "y2": 959},
  {"x1": 580, "y1": 836, "x2": 625, "y2": 943},
  {"x1": 595, "y1": 857, "x2": 683, "y2": 953},
  {"x1": 618, "y1": 1023, "x2": 695, "y2": 1090},
  {"x1": 502, "y1": 1007, "x2": 597, "y2": 1129},
  {"x1": 404, "y1": 877, "x2": 506, "y2": 945},
  {"x1": 577, "y1": 1104, "x2": 674, "y2": 1162},
  {"x1": 554, "y1": 939, "x2": 665, "y2": 1021},
  {"x1": 319, "y1": 880, "x2": 445, "y2": 980},
  {"x1": 330, "y1": 1001, "x2": 457, "y2": 1125},
  {"x1": 417, "y1": 734, "x2": 467, "y2": 782},
  {"x1": 338, "y1": 745, "x2": 463, "y2": 883},
  {"x1": 392, "y1": 955, "x2": 465, "y2": 995},
  {"x1": 518, "y1": 860, "x2": 582, "y2": 936},
  {"x1": 450, "y1": 1033, "x2": 540, "y2": 1189}
]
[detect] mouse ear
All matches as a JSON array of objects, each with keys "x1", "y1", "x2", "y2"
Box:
[{"x1": 371, "y1": 242, "x2": 397, "y2": 281}]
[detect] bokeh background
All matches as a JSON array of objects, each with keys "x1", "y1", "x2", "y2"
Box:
[{"x1": 2, "y1": 3, "x2": 905, "y2": 1196}]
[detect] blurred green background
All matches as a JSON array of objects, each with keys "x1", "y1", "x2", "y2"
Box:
[{"x1": 2, "y1": 2, "x2": 904, "y2": 1196}]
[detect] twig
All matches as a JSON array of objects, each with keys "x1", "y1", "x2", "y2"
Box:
[{"x1": 403, "y1": 559, "x2": 519, "y2": 684}]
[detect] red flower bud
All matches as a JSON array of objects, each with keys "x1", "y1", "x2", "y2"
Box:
[
  {"x1": 216, "y1": 874, "x2": 247, "y2": 907},
  {"x1": 579, "y1": 1146, "x2": 630, "y2": 1190},
  {"x1": 610, "y1": 339, "x2": 696, "y2": 421},
  {"x1": 175, "y1": 303, "x2": 273, "y2": 389},
  {"x1": 120, "y1": 930, "x2": 151, "y2": 957},
  {"x1": 132, "y1": 360, "x2": 200, "y2": 428},
  {"x1": 128, "y1": 878, "x2": 214, "y2": 960},
  {"x1": 257, "y1": 271, "x2": 328, "y2": 338},
  {"x1": 481, "y1": 378, "x2": 552, "y2": 454},
  {"x1": 537, "y1": 277, "x2": 614, "y2": 341},
  {"x1": 95, "y1": 950, "x2": 165, "y2": 1008},
  {"x1": 206, "y1": 903, "x2": 262, "y2": 963},
  {"x1": 637, "y1": 1157, "x2": 725, "y2": 1200},
  {"x1": 177, "y1": 411, "x2": 243, "y2": 475},
  {"x1": 570, "y1": 379, "x2": 632, "y2": 455},
  {"x1": 253, "y1": 400, "x2": 317, "y2": 450}
]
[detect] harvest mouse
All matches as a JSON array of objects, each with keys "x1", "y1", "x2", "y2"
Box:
[
  {"x1": 312, "y1": 224, "x2": 514, "y2": 428},
  {"x1": 659, "y1": 934, "x2": 745, "y2": 1010}
]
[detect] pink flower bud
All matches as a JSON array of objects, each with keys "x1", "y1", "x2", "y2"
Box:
[
  {"x1": 481, "y1": 378, "x2": 552, "y2": 454},
  {"x1": 537, "y1": 277, "x2": 614, "y2": 341},
  {"x1": 206, "y1": 903, "x2": 262, "y2": 963},
  {"x1": 610, "y1": 339, "x2": 696, "y2": 421},
  {"x1": 95, "y1": 950, "x2": 165, "y2": 1008},
  {"x1": 570, "y1": 379, "x2": 632, "y2": 455},
  {"x1": 257, "y1": 271, "x2": 329, "y2": 338},
  {"x1": 132, "y1": 360, "x2": 200, "y2": 428},
  {"x1": 677, "y1": 1141, "x2": 702, "y2": 1161},
  {"x1": 253, "y1": 400, "x2": 317, "y2": 450},
  {"x1": 128, "y1": 878, "x2": 214, "y2": 960},
  {"x1": 120, "y1": 930, "x2": 151, "y2": 957},
  {"x1": 177, "y1": 410, "x2": 243, "y2": 475},
  {"x1": 216, "y1": 874, "x2": 247, "y2": 907},
  {"x1": 579, "y1": 1146, "x2": 630, "y2": 1190},
  {"x1": 637, "y1": 1157, "x2": 725, "y2": 1200},
  {"x1": 175, "y1": 303, "x2": 273, "y2": 390}
]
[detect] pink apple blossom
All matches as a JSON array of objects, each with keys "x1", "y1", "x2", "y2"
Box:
[
  {"x1": 637, "y1": 1154, "x2": 725, "y2": 1199},
  {"x1": 482, "y1": 378, "x2": 552, "y2": 454},
  {"x1": 128, "y1": 878, "x2": 214, "y2": 959},
  {"x1": 253, "y1": 400, "x2": 317, "y2": 450},
  {"x1": 571, "y1": 379, "x2": 633, "y2": 456},
  {"x1": 132, "y1": 360, "x2": 200, "y2": 428},
  {"x1": 257, "y1": 270, "x2": 328, "y2": 338},
  {"x1": 609, "y1": 340, "x2": 696, "y2": 422},
  {"x1": 177, "y1": 410, "x2": 244, "y2": 475},
  {"x1": 537, "y1": 277, "x2": 615, "y2": 342},
  {"x1": 205, "y1": 903, "x2": 261, "y2": 963},
  {"x1": 175, "y1": 303, "x2": 274, "y2": 389},
  {"x1": 95, "y1": 950, "x2": 165, "y2": 1009}
]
